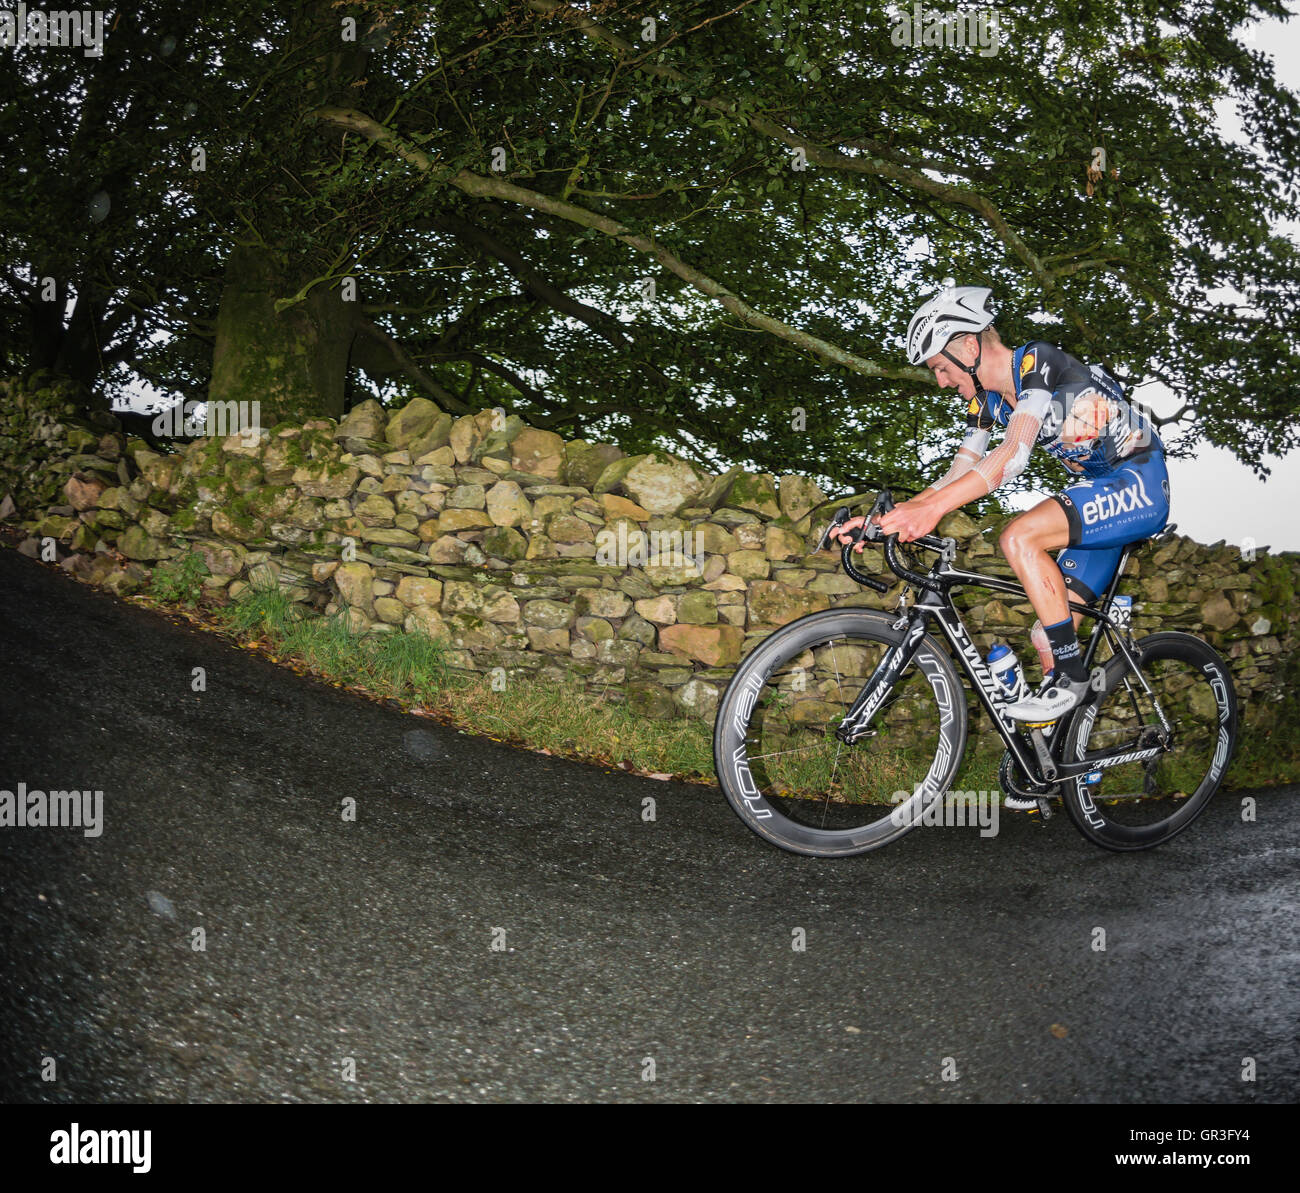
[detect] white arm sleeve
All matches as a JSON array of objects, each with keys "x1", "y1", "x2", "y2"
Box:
[
  {"x1": 930, "y1": 431, "x2": 989, "y2": 491},
  {"x1": 971, "y1": 390, "x2": 1050, "y2": 493}
]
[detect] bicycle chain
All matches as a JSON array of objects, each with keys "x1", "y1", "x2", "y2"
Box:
[{"x1": 998, "y1": 749, "x2": 1056, "y2": 800}]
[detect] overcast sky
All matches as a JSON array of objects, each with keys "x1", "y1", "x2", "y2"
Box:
[{"x1": 1160, "y1": 11, "x2": 1299, "y2": 553}]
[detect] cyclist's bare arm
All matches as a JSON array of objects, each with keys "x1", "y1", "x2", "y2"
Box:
[
  {"x1": 832, "y1": 434, "x2": 983, "y2": 549},
  {"x1": 829, "y1": 442, "x2": 987, "y2": 549},
  {"x1": 891, "y1": 402, "x2": 1047, "y2": 535},
  {"x1": 832, "y1": 402, "x2": 1048, "y2": 548}
]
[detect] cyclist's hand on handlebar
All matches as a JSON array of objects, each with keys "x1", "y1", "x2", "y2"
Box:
[
  {"x1": 828, "y1": 515, "x2": 879, "y2": 553},
  {"x1": 877, "y1": 498, "x2": 942, "y2": 544}
]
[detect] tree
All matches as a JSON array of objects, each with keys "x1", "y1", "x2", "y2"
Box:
[{"x1": 3, "y1": 0, "x2": 1298, "y2": 494}]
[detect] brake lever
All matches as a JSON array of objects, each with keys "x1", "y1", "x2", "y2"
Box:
[
  {"x1": 816, "y1": 505, "x2": 850, "y2": 553},
  {"x1": 817, "y1": 489, "x2": 892, "y2": 552}
]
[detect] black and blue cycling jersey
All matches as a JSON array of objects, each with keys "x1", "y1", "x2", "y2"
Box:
[
  {"x1": 967, "y1": 341, "x2": 1164, "y2": 480},
  {"x1": 968, "y1": 341, "x2": 1170, "y2": 603}
]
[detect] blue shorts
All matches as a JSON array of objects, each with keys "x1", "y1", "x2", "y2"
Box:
[{"x1": 1052, "y1": 451, "x2": 1169, "y2": 603}]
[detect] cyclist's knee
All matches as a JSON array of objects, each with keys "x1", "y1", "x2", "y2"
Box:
[
  {"x1": 1000, "y1": 515, "x2": 1057, "y2": 561},
  {"x1": 999, "y1": 519, "x2": 1029, "y2": 559}
]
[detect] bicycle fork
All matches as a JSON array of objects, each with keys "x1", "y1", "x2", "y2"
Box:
[{"x1": 833, "y1": 615, "x2": 929, "y2": 744}]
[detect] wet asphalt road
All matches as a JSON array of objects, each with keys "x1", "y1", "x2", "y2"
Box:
[{"x1": 1, "y1": 544, "x2": 1297, "y2": 1104}]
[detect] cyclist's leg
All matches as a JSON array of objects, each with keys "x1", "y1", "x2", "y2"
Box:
[
  {"x1": 1049, "y1": 452, "x2": 1170, "y2": 659},
  {"x1": 1046, "y1": 545, "x2": 1121, "y2": 673},
  {"x1": 998, "y1": 498, "x2": 1088, "y2": 675}
]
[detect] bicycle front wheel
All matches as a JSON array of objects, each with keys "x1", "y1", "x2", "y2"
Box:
[
  {"x1": 713, "y1": 608, "x2": 967, "y2": 857},
  {"x1": 1062, "y1": 632, "x2": 1237, "y2": 851}
]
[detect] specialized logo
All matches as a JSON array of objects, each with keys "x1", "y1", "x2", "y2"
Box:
[
  {"x1": 1092, "y1": 745, "x2": 1163, "y2": 769},
  {"x1": 910, "y1": 308, "x2": 940, "y2": 354},
  {"x1": 1081, "y1": 479, "x2": 1152, "y2": 525},
  {"x1": 944, "y1": 613, "x2": 1004, "y2": 704}
]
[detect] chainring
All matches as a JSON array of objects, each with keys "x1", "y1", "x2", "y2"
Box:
[{"x1": 998, "y1": 749, "x2": 1056, "y2": 801}]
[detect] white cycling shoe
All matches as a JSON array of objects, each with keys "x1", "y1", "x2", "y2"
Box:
[{"x1": 1003, "y1": 672, "x2": 1091, "y2": 723}]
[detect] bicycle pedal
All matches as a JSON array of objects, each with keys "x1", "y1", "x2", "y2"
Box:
[{"x1": 1035, "y1": 797, "x2": 1053, "y2": 820}]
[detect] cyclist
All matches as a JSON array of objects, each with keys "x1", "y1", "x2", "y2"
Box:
[{"x1": 832, "y1": 285, "x2": 1169, "y2": 722}]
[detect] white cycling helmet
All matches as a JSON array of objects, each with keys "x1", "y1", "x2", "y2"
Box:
[{"x1": 905, "y1": 285, "x2": 996, "y2": 366}]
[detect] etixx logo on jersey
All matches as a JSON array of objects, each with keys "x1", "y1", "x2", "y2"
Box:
[{"x1": 1081, "y1": 479, "x2": 1153, "y2": 525}]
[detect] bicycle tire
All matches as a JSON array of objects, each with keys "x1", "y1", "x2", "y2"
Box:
[
  {"x1": 1061, "y1": 632, "x2": 1237, "y2": 852},
  {"x1": 714, "y1": 608, "x2": 968, "y2": 857}
]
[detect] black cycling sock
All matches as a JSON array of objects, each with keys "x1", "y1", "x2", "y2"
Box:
[{"x1": 1043, "y1": 617, "x2": 1088, "y2": 683}]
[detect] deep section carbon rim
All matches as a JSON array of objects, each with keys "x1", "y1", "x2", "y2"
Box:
[{"x1": 714, "y1": 609, "x2": 967, "y2": 857}]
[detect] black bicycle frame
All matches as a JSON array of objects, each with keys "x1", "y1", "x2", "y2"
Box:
[{"x1": 835, "y1": 534, "x2": 1168, "y2": 788}]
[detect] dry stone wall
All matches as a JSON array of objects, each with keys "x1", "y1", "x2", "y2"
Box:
[{"x1": 2, "y1": 375, "x2": 1296, "y2": 734}]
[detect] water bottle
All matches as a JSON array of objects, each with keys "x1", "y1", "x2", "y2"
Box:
[{"x1": 987, "y1": 643, "x2": 1027, "y2": 703}]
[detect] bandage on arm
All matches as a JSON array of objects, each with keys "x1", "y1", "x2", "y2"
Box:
[
  {"x1": 929, "y1": 427, "x2": 989, "y2": 492},
  {"x1": 971, "y1": 392, "x2": 1049, "y2": 493}
]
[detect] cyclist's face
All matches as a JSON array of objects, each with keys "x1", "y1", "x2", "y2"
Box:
[{"x1": 926, "y1": 336, "x2": 978, "y2": 398}]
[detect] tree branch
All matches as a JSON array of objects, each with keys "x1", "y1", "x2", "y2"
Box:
[
  {"x1": 309, "y1": 106, "x2": 925, "y2": 383},
  {"x1": 524, "y1": 0, "x2": 1101, "y2": 346},
  {"x1": 353, "y1": 316, "x2": 472, "y2": 413},
  {"x1": 429, "y1": 209, "x2": 631, "y2": 348}
]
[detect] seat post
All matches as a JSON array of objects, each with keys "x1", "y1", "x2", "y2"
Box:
[{"x1": 1104, "y1": 546, "x2": 1133, "y2": 604}]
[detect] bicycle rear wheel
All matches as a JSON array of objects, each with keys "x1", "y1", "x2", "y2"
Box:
[
  {"x1": 714, "y1": 608, "x2": 967, "y2": 857},
  {"x1": 1061, "y1": 632, "x2": 1236, "y2": 851}
]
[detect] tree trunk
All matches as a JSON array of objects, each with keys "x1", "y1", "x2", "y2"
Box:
[
  {"x1": 52, "y1": 280, "x2": 109, "y2": 388},
  {"x1": 207, "y1": 245, "x2": 356, "y2": 425}
]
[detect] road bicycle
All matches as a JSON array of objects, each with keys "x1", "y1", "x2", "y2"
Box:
[{"x1": 714, "y1": 490, "x2": 1237, "y2": 856}]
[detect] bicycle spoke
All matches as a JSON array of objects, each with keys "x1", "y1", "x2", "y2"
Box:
[
  {"x1": 748, "y1": 741, "x2": 835, "y2": 762},
  {"x1": 720, "y1": 615, "x2": 960, "y2": 845}
]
